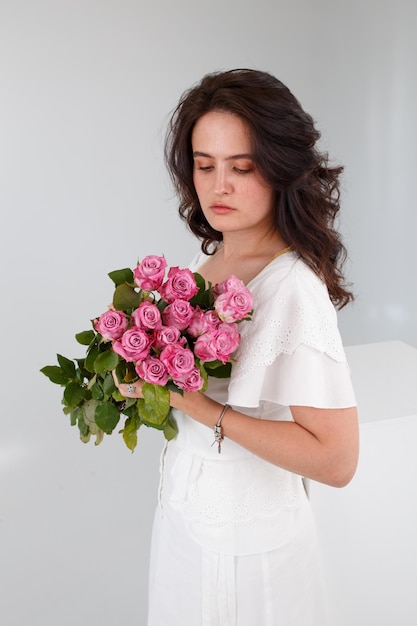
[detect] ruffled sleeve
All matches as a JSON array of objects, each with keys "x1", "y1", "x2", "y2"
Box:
[{"x1": 228, "y1": 253, "x2": 356, "y2": 409}]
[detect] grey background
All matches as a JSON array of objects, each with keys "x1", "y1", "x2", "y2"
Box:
[{"x1": 1, "y1": 0, "x2": 416, "y2": 624}]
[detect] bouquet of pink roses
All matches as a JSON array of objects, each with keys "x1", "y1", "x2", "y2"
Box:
[{"x1": 41, "y1": 255, "x2": 253, "y2": 451}]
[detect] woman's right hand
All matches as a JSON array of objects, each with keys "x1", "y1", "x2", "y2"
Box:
[{"x1": 111, "y1": 370, "x2": 144, "y2": 399}]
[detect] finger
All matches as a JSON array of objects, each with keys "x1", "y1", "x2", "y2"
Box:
[
  {"x1": 112, "y1": 371, "x2": 142, "y2": 398},
  {"x1": 125, "y1": 383, "x2": 136, "y2": 396}
]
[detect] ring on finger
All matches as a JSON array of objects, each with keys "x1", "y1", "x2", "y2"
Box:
[{"x1": 126, "y1": 384, "x2": 135, "y2": 395}]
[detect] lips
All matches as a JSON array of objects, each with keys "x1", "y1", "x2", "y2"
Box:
[{"x1": 210, "y1": 202, "x2": 235, "y2": 214}]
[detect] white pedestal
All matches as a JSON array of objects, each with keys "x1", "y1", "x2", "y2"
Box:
[{"x1": 309, "y1": 341, "x2": 417, "y2": 626}]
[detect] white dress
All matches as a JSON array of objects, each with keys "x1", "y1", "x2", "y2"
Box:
[{"x1": 147, "y1": 251, "x2": 356, "y2": 626}]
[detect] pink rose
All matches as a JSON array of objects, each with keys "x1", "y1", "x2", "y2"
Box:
[
  {"x1": 214, "y1": 285, "x2": 253, "y2": 323},
  {"x1": 214, "y1": 274, "x2": 246, "y2": 296},
  {"x1": 193, "y1": 333, "x2": 218, "y2": 362},
  {"x1": 93, "y1": 310, "x2": 128, "y2": 341},
  {"x1": 160, "y1": 344, "x2": 195, "y2": 379},
  {"x1": 159, "y1": 267, "x2": 199, "y2": 303},
  {"x1": 135, "y1": 356, "x2": 169, "y2": 386},
  {"x1": 212, "y1": 322, "x2": 240, "y2": 362},
  {"x1": 175, "y1": 367, "x2": 204, "y2": 392},
  {"x1": 133, "y1": 255, "x2": 167, "y2": 291},
  {"x1": 194, "y1": 322, "x2": 240, "y2": 363},
  {"x1": 162, "y1": 299, "x2": 195, "y2": 330},
  {"x1": 187, "y1": 307, "x2": 220, "y2": 338},
  {"x1": 153, "y1": 325, "x2": 186, "y2": 350},
  {"x1": 112, "y1": 327, "x2": 152, "y2": 362},
  {"x1": 131, "y1": 302, "x2": 162, "y2": 330}
]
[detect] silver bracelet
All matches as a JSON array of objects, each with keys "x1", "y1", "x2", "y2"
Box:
[{"x1": 212, "y1": 404, "x2": 230, "y2": 454}]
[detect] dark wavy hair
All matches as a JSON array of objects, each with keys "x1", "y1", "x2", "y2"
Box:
[{"x1": 165, "y1": 68, "x2": 353, "y2": 308}]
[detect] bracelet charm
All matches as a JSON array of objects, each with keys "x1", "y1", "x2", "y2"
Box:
[{"x1": 212, "y1": 404, "x2": 230, "y2": 453}]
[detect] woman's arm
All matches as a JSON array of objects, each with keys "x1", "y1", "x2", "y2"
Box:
[
  {"x1": 113, "y1": 372, "x2": 359, "y2": 488},
  {"x1": 169, "y1": 390, "x2": 359, "y2": 488}
]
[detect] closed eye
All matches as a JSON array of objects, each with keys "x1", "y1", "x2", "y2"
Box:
[{"x1": 234, "y1": 167, "x2": 253, "y2": 174}]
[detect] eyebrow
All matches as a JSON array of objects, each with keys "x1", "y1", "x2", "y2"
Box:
[{"x1": 193, "y1": 151, "x2": 253, "y2": 161}]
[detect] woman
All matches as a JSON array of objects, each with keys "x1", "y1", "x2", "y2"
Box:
[{"x1": 117, "y1": 69, "x2": 359, "y2": 625}]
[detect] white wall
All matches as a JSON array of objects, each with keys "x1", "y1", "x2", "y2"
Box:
[{"x1": 1, "y1": 1, "x2": 416, "y2": 624}]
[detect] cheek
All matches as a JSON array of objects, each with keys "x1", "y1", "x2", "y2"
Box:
[{"x1": 254, "y1": 185, "x2": 274, "y2": 214}]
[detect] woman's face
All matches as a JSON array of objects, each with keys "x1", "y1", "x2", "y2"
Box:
[{"x1": 191, "y1": 111, "x2": 275, "y2": 238}]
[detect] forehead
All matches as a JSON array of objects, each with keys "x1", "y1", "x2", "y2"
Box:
[{"x1": 191, "y1": 111, "x2": 252, "y2": 153}]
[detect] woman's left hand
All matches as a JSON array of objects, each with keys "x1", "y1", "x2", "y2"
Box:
[{"x1": 112, "y1": 370, "x2": 144, "y2": 399}]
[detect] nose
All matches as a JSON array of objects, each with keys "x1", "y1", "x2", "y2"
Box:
[{"x1": 214, "y1": 166, "x2": 233, "y2": 196}]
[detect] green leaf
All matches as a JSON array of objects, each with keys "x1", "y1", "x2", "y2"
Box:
[
  {"x1": 137, "y1": 383, "x2": 170, "y2": 429},
  {"x1": 94, "y1": 401, "x2": 120, "y2": 434},
  {"x1": 40, "y1": 365, "x2": 69, "y2": 385},
  {"x1": 156, "y1": 298, "x2": 168, "y2": 313},
  {"x1": 108, "y1": 268, "x2": 134, "y2": 286},
  {"x1": 70, "y1": 406, "x2": 82, "y2": 426},
  {"x1": 113, "y1": 360, "x2": 137, "y2": 384},
  {"x1": 75, "y1": 359, "x2": 89, "y2": 379},
  {"x1": 81, "y1": 401, "x2": 104, "y2": 443},
  {"x1": 82, "y1": 398, "x2": 99, "y2": 426},
  {"x1": 120, "y1": 415, "x2": 141, "y2": 451},
  {"x1": 57, "y1": 354, "x2": 76, "y2": 379},
  {"x1": 102, "y1": 372, "x2": 117, "y2": 397},
  {"x1": 91, "y1": 381, "x2": 104, "y2": 400},
  {"x1": 77, "y1": 411, "x2": 90, "y2": 438},
  {"x1": 113, "y1": 283, "x2": 142, "y2": 311},
  {"x1": 198, "y1": 361, "x2": 209, "y2": 392},
  {"x1": 204, "y1": 361, "x2": 232, "y2": 378},
  {"x1": 112, "y1": 388, "x2": 127, "y2": 402},
  {"x1": 93, "y1": 430, "x2": 104, "y2": 445},
  {"x1": 143, "y1": 383, "x2": 170, "y2": 415},
  {"x1": 137, "y1": 399, "x2": 167, "y2": 430},
  {"x1": 86, "y1": 373, "x2": 97, "y2": 389},
  {"x1": 163, "y1": 412, "x2": 178, "y2": 441},
  {"x1": 166, "y1": 380, "x2": 183, "y2": 395},
  {"x1": 76, "y1": 330, "x2": 95, "y2": 345},
  {"x1": 190, "y1": 285, "x2": 214, "y2": 308},
  {"x1": 193, "y1": 272, "x2": 206, "y2": 292},
  {"x1": 63, "y1": 381, "x2": 86, "y2": 407},
  {"x1": 120, "y1": 399, "x2": 139, "y2": 417},
  {"x1": 85, "y1": 342, "x2": 101, "y2": 373},
  {"x1": 93, "y1": 349, "x2": 119, "y2": 373}
]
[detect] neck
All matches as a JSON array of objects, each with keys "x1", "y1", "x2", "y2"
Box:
[{"x1": 220, "y1": 229, "x2": 288, "y2": 261}]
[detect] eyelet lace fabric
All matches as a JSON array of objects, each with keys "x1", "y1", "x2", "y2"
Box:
[
  {"x1": 233, "y1": 253, "x2": 345, "y2": 373},
  {"x1": 167, "y1": 445, "x2": 302, "y2": 527},
  {"x1": 227, "y1": 253, "x2": 354, "y2": 408},
  {"x1": 158, "y1": 251, "x2": 356, "y2": 554},
  {"x1": 162, "y1": 431, "x2": 309, "y2": 555}
]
